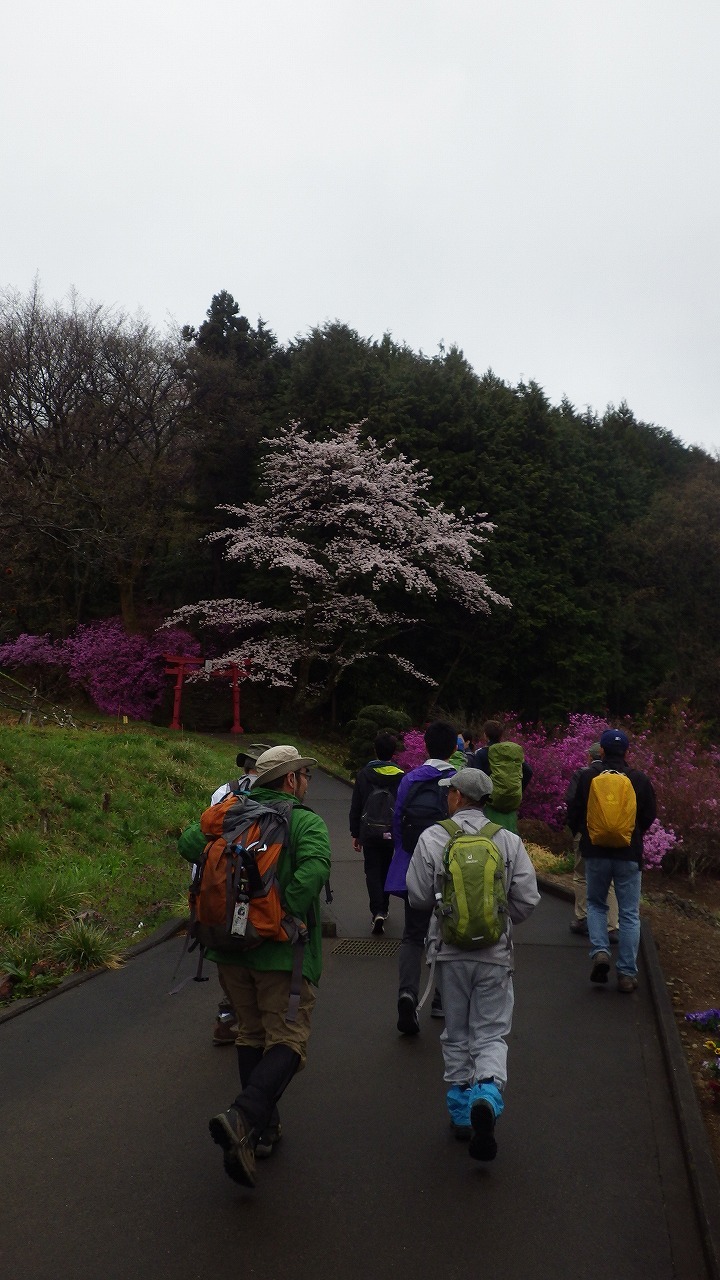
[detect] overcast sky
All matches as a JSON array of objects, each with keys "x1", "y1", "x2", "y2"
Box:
[{"x1": 3, "y1": 1, "x2": 719, "y2": 454}]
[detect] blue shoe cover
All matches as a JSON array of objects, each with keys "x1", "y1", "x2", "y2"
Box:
[
  {"x1": 468, "y1": 1079, "x2": 504, "y2": 1119},
  {"x1": 446, "y1": 1085, "x2": 472, "y2": 1127}
]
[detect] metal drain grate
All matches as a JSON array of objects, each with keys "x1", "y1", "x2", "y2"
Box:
[{"x1": 331, "y1": 937, "x2": 400, "y2": 957}]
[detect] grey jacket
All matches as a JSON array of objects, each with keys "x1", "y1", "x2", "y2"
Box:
[{"x1": 406, "y1": 807, "x2": 540, "y2": 968}]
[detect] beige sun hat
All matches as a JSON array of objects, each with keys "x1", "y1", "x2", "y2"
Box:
[{"x1": 251, "y1": 744, "x2": 318, "y2": 787}]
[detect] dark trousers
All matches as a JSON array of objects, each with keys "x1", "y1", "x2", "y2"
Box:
[
  {"x1": 398, "y1": 898, "x2": 433, "y2": 1000},
  {"x1": 363, "y1": 837, "x2": 393, "y2": 917}
]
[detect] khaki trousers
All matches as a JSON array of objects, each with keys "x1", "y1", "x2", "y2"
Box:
[{"x1": 217, "y1": 965, "x2": 316, "y2": 1068}]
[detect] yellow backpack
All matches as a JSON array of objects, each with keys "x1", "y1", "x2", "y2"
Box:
[{"x1": 587, "y1": 770, "x2": 637, "y2": 847}]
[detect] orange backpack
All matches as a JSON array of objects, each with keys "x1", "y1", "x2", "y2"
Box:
[{"x1": 190, "y1": 791, "x2": 306, "y2": 952}]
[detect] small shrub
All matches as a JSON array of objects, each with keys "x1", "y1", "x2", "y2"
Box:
[
  {"x1": 0, "y1": 901, "x2": 30, "y2": 936},
  {"x1": 0, "y1": 937, "x2": 41, "y2": 981},
  {"x1": 65, "y1": 794, "x2": 90, "y2": 813},
  {"x1": 21, "y1": 878, "x2": 80, "y2": 924},
  {"x1": 345, "y1": 704, "x2": 411, "y2": 773},
  {"x1": 52, "y1": 919, "x2": 123, "y2": 971},
  {"x1": 0, "y1": 831, "x2": 37, "y2": 863}
]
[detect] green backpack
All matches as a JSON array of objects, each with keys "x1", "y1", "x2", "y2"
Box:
[
  {"x1": 437, "y1": 818, "x2": 508, "y2": 949},
  {"x1": 487, "y1": 741, "x2": 524, "y2": 812}
]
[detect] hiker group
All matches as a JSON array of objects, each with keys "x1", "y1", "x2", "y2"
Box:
[{"x1": 179, "y1": 720, "x2": 655, "y2": 1188}]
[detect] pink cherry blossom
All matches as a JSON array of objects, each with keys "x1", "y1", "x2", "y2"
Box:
[{"x1": 170, "y1": 422, "x2": 507, "y2": 709}]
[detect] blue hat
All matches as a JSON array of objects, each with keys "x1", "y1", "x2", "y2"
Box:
[{"x1": 600, "y1": 728, "x2": 629, "y2": 755}]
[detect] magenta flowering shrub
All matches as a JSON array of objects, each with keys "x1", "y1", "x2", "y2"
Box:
[
  {"x1": 0, "y1": 633, "x2": 63, "y2": 668},
  {"x1": 0, "y1": 620, "x2": 200, "y2": 720},
  {"x1": 642, "y1": 819, "x2": 679, "y2": 870},
  {"x1": 63, "y1": 620, "x2": 200, "y2": 720},
  {"x1": 395, "y1": 729, "x2": 427, "y2": 772},
  {"x1": 393, "y1": 707, "x2": 720, "y2": 873},
  {"x1": 516, "y1": 713, "x2": 610, "y2": 829},
  {"x1": 501, "y1": 713, "x2": 683, "y2": 869}
]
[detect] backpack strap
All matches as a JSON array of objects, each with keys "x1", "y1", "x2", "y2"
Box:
[
  {"x1": 417, "y1": 952, "x2": 437, "y2": 1014},
  {"x1": 417, "y1": 818, "x2": 462, "y2": 1013}
]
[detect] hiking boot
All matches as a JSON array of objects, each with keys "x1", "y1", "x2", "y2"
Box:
[
  {"x1": 617, "y1": 974, "x2": 638, "y2": 993},
  {"x1": 608, "y1": 929, "x2": 620, "y2": 945},
  {"x1": 209, "y1": 1106, "x2": 256, "y2": 1187},
  {"x1": 397, "y1": 991, "x2": 420, "y2": 1036},
  {"x1": 569, "y1": 919, "x2": 588, "y2": 935},
  {"x1": 430, "y1": 989, "x2": 444, "y2": 1019},
  {"x1": 372, "y1": 914, "x2": 386, "y2": 935},
  {"x1": 469, "y1": 1100, "x2": 498, "y2": 1162},
  {"x1": 590, "y1": 952, "x2": 611, "y2": 984},
  {"x1": 254, "y1": 1123, "x2": 282, "y2": 1159},
  {"x1": 212, "y1": 1017, "x2": 238, "y2": 1046}
]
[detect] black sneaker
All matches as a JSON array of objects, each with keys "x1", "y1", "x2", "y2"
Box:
[
  {"x1": 372, "y1": 914, "x2": 386, "y2": 935},
  {"x1": 254, "y1": 1123, "x2": 282, "y2": 1159},
  {"x1": 608, "y1": 929, "x2": 620, "y2": 945},
  {"x1": 469, "y1": 1100, "x2": 497, "y2": 1161},
  {"x1": 208, "y1": 1106, "x2": 256, "y2": 1187},
  {"x1": 569, "y1": 919, "x2": 588, "y2": 935},
  {"x1": 430, "y1": 989, "x2": 444, "y2": 1019},
  {"x1": 397, "y1": 991, "x2": 420, "y2": 1035}
]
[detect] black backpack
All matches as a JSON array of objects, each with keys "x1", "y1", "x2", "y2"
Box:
[
  {"x1": 401, "y1": 774, "x2": 450, "y2": 853},
  {"x1": 359, "y1": 786, "x2": 396, "y2": 843}
]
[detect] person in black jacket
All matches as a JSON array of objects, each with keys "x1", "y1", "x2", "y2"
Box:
[
  {"x1": 349, "y1": 732, "x2": 404, "y2": 934},
  {"x1": 565, "y1": 742, "x2": 619, "y2": 942},
  {"x1": 567, "y1": 728, "x2": 656, "y2": 993}
]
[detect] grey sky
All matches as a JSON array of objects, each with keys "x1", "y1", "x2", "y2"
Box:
[{"x1": 3, "y1": 1, "x2": 719, "y2": 454}]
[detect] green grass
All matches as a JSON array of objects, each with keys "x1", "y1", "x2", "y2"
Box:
[
  {"x1": 52, "y1": 919, "x2": 123, "y2": 970},
  {"x1": 0, "y1": 721, "x2": 348, "y2": 1001}
]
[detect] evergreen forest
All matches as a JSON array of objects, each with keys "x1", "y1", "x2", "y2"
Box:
[{"x1": 1, "y1": 286, "x2": 718, "y2": 730}]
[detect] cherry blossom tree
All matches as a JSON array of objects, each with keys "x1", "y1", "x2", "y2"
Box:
[{"x1": 171, "y1": 422, "x2": 508, "y2": 712}]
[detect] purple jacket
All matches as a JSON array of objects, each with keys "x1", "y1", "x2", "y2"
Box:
[
  {"x1": 386, "y1": 762, "x2": 457, "y2": 896},
  {"x1": 392, "y1": 762, "x2": 457, "y2": 857}
]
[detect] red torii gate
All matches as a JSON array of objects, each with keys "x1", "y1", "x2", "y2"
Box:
[{"x1": 163, "y1": 655, "x2": 251, "y2": 734}]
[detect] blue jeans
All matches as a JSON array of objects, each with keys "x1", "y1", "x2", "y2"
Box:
[{"x1": 585, "y1": 858, "x2": 642, "y2": 978}]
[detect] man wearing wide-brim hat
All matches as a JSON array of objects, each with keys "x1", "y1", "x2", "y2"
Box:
[
  {"x1": 209, "y1": 743, "x2": 271, "y2": 807},
  {"x1": 208, "y1": 745, "x2": 331, "y2": 1189}
]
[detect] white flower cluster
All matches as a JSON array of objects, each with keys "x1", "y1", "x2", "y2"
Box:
[{"x1": 172, "y1": 422, "x2": 508, "y2": 707}]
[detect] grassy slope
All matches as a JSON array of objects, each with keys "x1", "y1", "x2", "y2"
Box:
[{"x1": 0, "y1": 723, "x2": 350, "y2": 998}]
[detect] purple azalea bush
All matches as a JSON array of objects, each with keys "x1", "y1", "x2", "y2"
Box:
[
  {"x1": 392, "y1": 710, "x2": 720, "y2": 870},
  {"x1": 0, "y1": 632, "x2": 63, "y2": 669},
  {"x1": 0, "y1": 619, "x2": 200, "y2": 720},
  {"x1": 395, "y1": 729, "x2": 427, "y2": 772}
]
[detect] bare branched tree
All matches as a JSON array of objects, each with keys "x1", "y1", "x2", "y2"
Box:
[{"x1": 0, "y1": 285, "x2": 195, "y2": 633}]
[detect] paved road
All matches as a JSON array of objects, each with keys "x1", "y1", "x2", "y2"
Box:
[{"x1": 0, "y1": 770, "x2": 709, "y2": 1279}]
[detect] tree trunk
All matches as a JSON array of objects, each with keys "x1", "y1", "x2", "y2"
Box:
[{"x1": 119, "y1": 578, "x2": 140, "y2": 633}]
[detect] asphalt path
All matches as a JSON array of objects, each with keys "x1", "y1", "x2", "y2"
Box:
[{"x1": 0, "y1": 769, "x2": 709, "y2": 1279}]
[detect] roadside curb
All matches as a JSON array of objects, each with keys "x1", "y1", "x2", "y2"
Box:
[
  {"x1": 537, "y1": 872, "x2": 720, "y2": 1280},
  {"x1": 0, "y1": 905, "x2": 338, "y2": 1027},
  {"x1": 0, "y1": 917, "x2": 186, "y2": 1027},
  {"x1": 642, "y1": 922, "x2": 720, "y2": 1280}
]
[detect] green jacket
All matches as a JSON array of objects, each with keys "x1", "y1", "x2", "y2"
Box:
[{"x1": 185, "y1": 787, "x2": 332, "y2": 986}]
